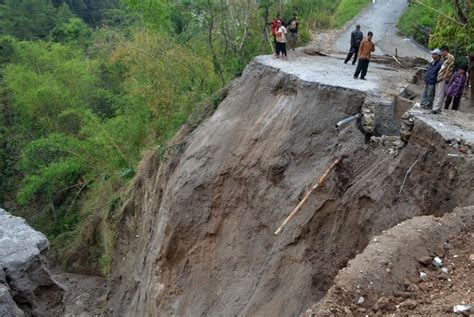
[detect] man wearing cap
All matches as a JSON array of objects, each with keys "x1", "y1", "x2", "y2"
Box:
[
  {"x1": 420, "y1": 49, "x2": 443, "y2": 109},
  {"x1": 432, "y1": 46, "x2": 455, "y2": 114}
]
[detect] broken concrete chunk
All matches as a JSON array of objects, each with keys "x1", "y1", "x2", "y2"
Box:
[
  {"x1": 0, "y1": 209, "x2": 64, "y2": 316},
  {"x1": 356, "y1": 296, "x2": 365, "y2": 305},
  {"x1": 432, "y1": 257, "x2": 443, "y2": 268},
  {"x1": 419, "y1": 271, "x2": 428, "y2": 279},
  {"x1": 0, "y1": 284, "x2": 25, "y2": 317},
  {"x1": 453, "y1": 304, "x2": 471, "y2": 315}
]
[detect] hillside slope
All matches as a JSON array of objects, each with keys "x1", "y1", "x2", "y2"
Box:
[{"x1": 104, "y1": 58, "x2": 474, "y2": 316}]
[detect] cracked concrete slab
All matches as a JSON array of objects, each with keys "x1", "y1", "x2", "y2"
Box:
[{"x1": 255, "y1": 54, "x2": 415, "y2": 95}]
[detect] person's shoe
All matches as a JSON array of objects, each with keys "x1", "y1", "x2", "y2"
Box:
[
  {"x1": 353, "y1": 76, "x2": 358, "y2": 79},
  {"x1": 431, "y1": 110, "x2": 440, "y2": 114},
  {"x1": 360, "y1": 77, "x2": 367, "y2": 80},
  {"x1": 344, "y1": 61, "x2": 348, "y2": 64},
  {"x1": 352, "y1": 62, "x2": 356, "y2": 65}
]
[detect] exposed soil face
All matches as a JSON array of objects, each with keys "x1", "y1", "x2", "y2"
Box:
[
  {"x1": 104, "y1": 60, "x2": 474, "y2": 316},
  {"x1": 101, "y1": 3, "x2": 473, "y2": 315}
]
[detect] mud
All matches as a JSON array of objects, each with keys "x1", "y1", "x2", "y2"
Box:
[{"x1": 104, "y1": 58, "x2": 474, "y2": 316}]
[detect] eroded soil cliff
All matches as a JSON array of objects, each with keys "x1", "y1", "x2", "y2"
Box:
[{"x1": 104, "y1": 61, "x2": 474, "y2": 316}]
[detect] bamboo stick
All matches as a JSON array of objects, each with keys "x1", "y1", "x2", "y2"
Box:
[{"x1": 274, "y1": 157, "x2": 342, "y2": 235}]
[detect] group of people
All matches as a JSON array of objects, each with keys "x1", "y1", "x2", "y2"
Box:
[
  {"x1": 343, "y1": 25, "x2": 468, "y2": 111},
  {"x1": 270, "y1": 13, "x2": 299, "y2": 59},
  {"x1": 343, "y1": 25, "x2": 376, "y2": 80},
  {"x1": 421, "y1": 47, "x2": 468, "y2": 113}
]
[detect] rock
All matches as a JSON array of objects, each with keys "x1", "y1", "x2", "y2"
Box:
[
  {"x1": 399, "y1": 299, "x2": 418, "y2": 310},
  {"x1": 469, "y1": 254, "x2": 474, "y2": 264},
  {"x1": 343, "y1": 307, "x2": 353, "y2": 315},
  {"x1": 417, "y1": 256, "x2": 433, "y2": 266},
  {"x1": 394, "y1": 291, "x2": 411, "y2": 299},
  {"x1": 356, "y1": 296, "x2": 365, "y2": 305},
  {"x1": 0, "y1": 284, "x2": 25, "y2": 317},
  {"x1": 453, "y1": 304, "x2": 471, "y2": 315},
  {"x1": 374, "y1": 296, "x2": 391, "y2": 311},
  {"x1": 432, "y1": 256, "x2": 443, "y2": 268},
  {"x1": 0, "y1": 209, "x2": 64, "y2": 316}
]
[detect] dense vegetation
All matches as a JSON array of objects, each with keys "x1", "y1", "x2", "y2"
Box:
[{"x1": 0, "y1": 0, "x2": 370, "y2": 274}]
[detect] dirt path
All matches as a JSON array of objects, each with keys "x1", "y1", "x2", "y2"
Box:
[{"x1": 333, "y1": 0, "x2": 430, "y2": 60}]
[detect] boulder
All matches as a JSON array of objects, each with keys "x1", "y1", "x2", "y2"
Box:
[{"x1": 0, "y1": 209, "x2": 64, "y2": 316}]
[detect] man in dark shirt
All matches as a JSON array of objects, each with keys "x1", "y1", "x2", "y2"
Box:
[
  {"x1": 286, "y1": 13, "x2": 299, "y2": 51},
  {"x1": 344, "y1": 25, "x2": 363, "y2": 65},
  {"x1": 420, "y1": 49, "x2": 443, "y2": 109}
]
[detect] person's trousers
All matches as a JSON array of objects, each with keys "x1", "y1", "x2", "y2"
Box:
[
  {"x1": 287, "y1": 32, "x2": 298, "y2": 50},
  {"x1": 344, "y1": 45, "x2": 360, "y2": 64},
  {"x1": 420, "y1": 84, "x2": 435, "y2": 109},
  {"x1": 432, "y1": 80, "x2": 447, "y2": 112},
  {"x1": 276, "y1": 42, "x2": 287, "y2": 57},
  {"x1": 354, "y1": 59, "x2": 369, "y2": 78},
  {"x1": 444, "y1": 95, "x2": 461, "y2": 110}
]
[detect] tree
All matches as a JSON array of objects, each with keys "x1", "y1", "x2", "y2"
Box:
[
  {"x1": 0, "y1": 0, "x2": 72, "y2": 40},
  {"x1": 52, "y1": 0, "x2": 119, "y2": 26}
]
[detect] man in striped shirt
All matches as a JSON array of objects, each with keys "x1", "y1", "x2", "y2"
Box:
[{"x1": 432, "y1": 46, "x2": 455, "y2": 114}]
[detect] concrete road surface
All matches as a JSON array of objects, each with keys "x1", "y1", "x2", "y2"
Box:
[{"x1": 333, "y1": 0, "x2": 430, "y2": 60}]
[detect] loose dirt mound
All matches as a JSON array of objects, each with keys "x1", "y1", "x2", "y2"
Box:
[
  {"x1": 104, "y1": 60, "x2": 474, "y2": 316},
  {"x1": 305, "y1": 207, "x2": 474, "y2": 316}
]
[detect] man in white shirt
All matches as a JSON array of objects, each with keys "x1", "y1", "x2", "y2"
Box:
[{"x1": 275, "y1": 20, "x2": 288, "y2": 59}]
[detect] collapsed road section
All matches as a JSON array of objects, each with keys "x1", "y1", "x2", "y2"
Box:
[{"x1": 104, "y1": 53, "x2": 474, "y2": 316}]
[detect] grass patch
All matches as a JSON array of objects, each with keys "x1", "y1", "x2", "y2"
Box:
[
  {"x1": 398, "y1": 0, "x2": 453, "y2": 47},
  {"x1": 332, "y1": 0, "x2": 371, "y2": 28}
]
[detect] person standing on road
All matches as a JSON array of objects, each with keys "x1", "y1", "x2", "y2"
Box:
[
  {"x1": 286, "y1": 13, "x2": 299, "y2": 52},
  {"x1": 344, "y1": 25, "x2": 364, "y2": 65},
  {"x1": 353, "y1": 31, "x2": 375, "y2": 80},
  {"x1": 444, "y1": 65, "x2": 468, "y2": 111},
  {"x1": 432, "y1": 46, "x2": 455, "y2": 114},
  {"x1": 420, "y1": 49, "x2": 443, "y2": 109},
  {"x1": 270, "y1": 14, "x2": 284, "y2": 55},
  {"x1": 275, "y1": 20, "x2": 288, "y2": 59}
]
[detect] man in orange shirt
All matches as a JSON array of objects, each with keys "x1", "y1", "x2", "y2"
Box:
[{"x1": 353, "y1": 31, "x2": 375, "y2": 80}]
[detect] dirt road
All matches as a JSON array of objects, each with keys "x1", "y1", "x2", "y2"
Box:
[{"x1": 333, "y1": 0, "x2": 430, "y2": 60}]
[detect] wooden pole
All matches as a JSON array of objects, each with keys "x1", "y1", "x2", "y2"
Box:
[{"x1": 274, "y1": 157, "x2": 342, "y2": 235}]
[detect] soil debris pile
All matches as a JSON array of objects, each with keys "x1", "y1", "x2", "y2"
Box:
[
  {"x1": 0, "y1": 209, "x2": 64, "y2": 316},
  {"x1": 105, "y1": 59, "x2": 474, "y2": 316},
  {"x1": 304, "y1": 207, "x2": 474, "y2": 316}
]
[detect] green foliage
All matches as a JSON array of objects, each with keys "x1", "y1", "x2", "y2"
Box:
[
  {"x1": 0, "y1": 0, "x2": 373, "y2": 275},
  {"x1": 52, "y1": 0, "x2": 120, "y2": 26},
  {"x1": 399, "y1": 0, "x2": 473, "y2": 56},
  {"x1": 51, "y1": 18, "x2": 92, "y2": 45},
  {"x1": 332, "y1": 0, "x2": 371, "y2": 28},
  {"x1": 0, "y1": 0, "x2": 73, "y2": 40},
  {"x1": 398, "y1": 0, "x2": 452, "y2": 46}
]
